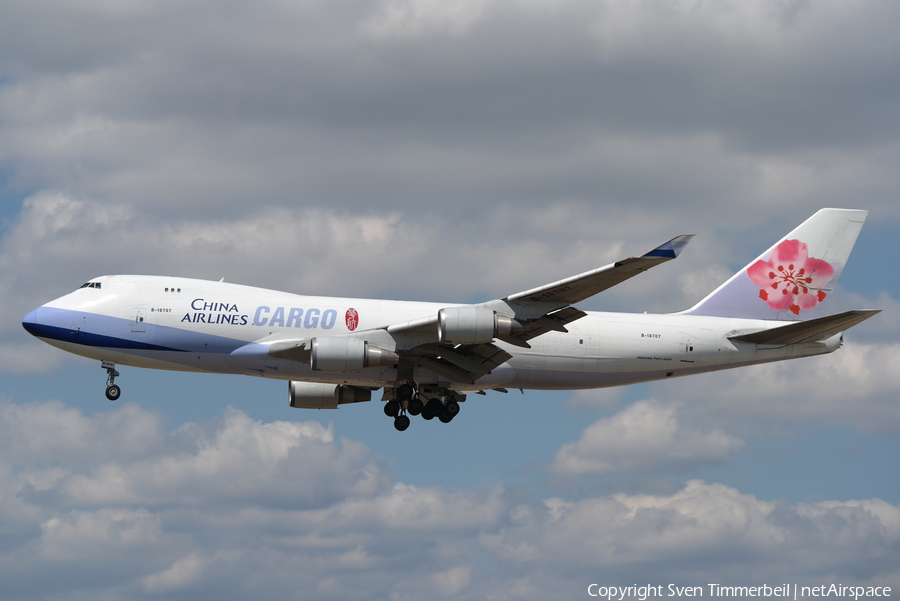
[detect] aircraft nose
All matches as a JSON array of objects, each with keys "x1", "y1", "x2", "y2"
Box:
[{"x1": 22, "y1": 307, "x2": 44, "y2": 337}]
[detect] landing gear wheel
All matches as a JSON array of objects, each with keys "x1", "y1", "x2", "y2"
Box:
[
  {"x1": 444, "y1": 400, "x2": 460, "y2": 417},
  {"x1": 105, "y1": 384, "x2": 121, "y2": 401},
  {"x1": 439, "y1": 401, "x2": 459, "y2": 422},
  {"x1": 384, "y1": 400, "x2": 400, "y2": 417},
  {"x1": 397, "y1": 383, "x2": 415, "y2": 401},
  {"x1": 394, "y1": 414, "x2": 410, "y2": 431},
  {"x1": 102, "y1": 361, "x2": 121, "y2": 401},
  {"x1": 422, "y1": 398, "x2": 442, "y2": 420},
  {"x1": 407, "y1": 396, "x2": 424, "y2": 416}
]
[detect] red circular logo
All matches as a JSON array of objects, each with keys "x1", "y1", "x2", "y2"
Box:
[{"x1": 345, "y1": 308, "x2": 359, "y2": 331}]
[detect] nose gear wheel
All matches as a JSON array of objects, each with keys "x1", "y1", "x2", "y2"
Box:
[{"x1": 102, "y1": 361, "x2": 121, "y2": 401}]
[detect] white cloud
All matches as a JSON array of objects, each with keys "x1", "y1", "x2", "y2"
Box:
[
  {"x1": 661, "y1": 341, "x2": 900, "y2": 435},
  {"x1": 484, "y1": 480, "x2": 900, "y2": 588},
  {"x1": 39, "y1": 408, "x2": 390, "y2": 509},
  {"x1": 0, "y1": 399, "x2": 897, "y2": 600},
  {"x1": 549, "y1": 400, "x2": 744, "y2": 476},
  {"x1": 140, "y1": 552, "x2": 206, "y2": 594},
  {"x1": 0, "y1": 398, "x2": 167, "y2": 465},
  {"x1": 363, "y1": 0, "x2": 488, "y2": 40},
  {"x1": 0, "y1": 342, "x2": 65, "y2": 373},
  {"x1": 564, "y1": 386, "x2": 625, "y2": 410}
]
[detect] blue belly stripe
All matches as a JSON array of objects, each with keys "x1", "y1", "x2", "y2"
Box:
[{"x1": 23, "y1": 322, "x2": 187, "y2": 352}]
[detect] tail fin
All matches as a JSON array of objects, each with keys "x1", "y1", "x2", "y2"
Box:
[{"x1": 683, "y1": 208, "x2": 868, "y2": 320}]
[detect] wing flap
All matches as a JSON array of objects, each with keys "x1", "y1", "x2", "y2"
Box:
[
  {"x1": 519, "y1": 307, "x2": 588, "y2": 341},
  {"x1": 728, "y1": 310, "x2": 880, "y2": 345},
  {"x1": 416, "y1": 357, "x2": 475, "y2": 383},
  {"x1": 409, "y1": 342, "x2": 513, "y2": 383}
]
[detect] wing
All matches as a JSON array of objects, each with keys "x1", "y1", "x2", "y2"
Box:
[
  {"x1": 381, "y1": 235, "x2": 693, "y2": 379},
  {"x1": 454, "y1": 235, "x2": 692, "y2": 341},
  {"x1": 503, "y1": 234, "x2": 694, "y2": 307}
]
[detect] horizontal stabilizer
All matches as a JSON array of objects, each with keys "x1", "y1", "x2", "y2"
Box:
[{"x1": 729, "y1": 310, "x2": 880, "y2": 345}]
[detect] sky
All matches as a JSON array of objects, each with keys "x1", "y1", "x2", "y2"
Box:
[{"x1": 1, "y1": 0, "x2": 899, "y2": 599}]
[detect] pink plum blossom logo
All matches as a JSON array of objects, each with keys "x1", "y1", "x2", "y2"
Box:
[{"x1": 747, "y1": 239, "x2": 834, "y2": 315}]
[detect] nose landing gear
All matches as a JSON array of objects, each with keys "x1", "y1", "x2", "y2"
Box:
[{"x1": 102, "y1": 360, "x2": 121, "y2": 401}]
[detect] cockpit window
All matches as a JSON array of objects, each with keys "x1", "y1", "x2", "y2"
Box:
[{"x1": 79, "y1": 282, "x2": 102, "y2": 289}]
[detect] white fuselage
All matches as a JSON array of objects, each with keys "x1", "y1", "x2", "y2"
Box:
[{"x1": 24, "y1": 275, "x2": 841, "y2": 392}]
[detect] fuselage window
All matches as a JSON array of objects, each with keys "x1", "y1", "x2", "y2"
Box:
[{"x1": 79, "y1": 282, "x2": 101, "y2": 289}]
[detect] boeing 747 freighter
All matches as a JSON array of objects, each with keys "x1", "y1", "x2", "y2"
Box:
[{"x1": 22, "y1": 209, "x2": 878, "y2": 431}]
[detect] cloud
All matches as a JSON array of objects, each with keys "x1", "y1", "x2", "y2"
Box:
[
  {"x1": 661, "y1": 341, "x2": 900, "y2": 435},
  {"x1": 548, "y1": 400, "x2": 744, "y2": 476},
  {"x1": 0, "y1": 399, "x2": 897, "y2": 600},
  {"x1": 1, "y1": 0, "x2": 899, "y2": 595},
  {"x1": 363, "y1": 0, "x2": 489, "y2": 40},
  {"x1": 484, "y1": 480, "x2": 900, "y2": 589},
  {"x1": 3, "y1": 0, "x2": 900, "y2": 225},
  {"x1": 0, "y1": 341, "x2": 65, "y2": 373},
  {"x1": 12, "y1": 404, "x2": 390, "y2": 510}
]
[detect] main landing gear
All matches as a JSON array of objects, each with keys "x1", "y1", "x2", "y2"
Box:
[
  {"x1": 102, "y1": 360, "x2": 121, "y2": 401},
  {"x1": 383, "y1": 382, "x2": 463, "y2": 431}
]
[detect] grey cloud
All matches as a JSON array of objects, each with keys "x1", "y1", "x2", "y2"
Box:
[{"x1": 2, "y1": 0, "x2": 899, "y2": 227}]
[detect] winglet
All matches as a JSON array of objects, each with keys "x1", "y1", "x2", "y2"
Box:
[{"x1": 642, "y1": 235, "x2": 694, "y2": 259}]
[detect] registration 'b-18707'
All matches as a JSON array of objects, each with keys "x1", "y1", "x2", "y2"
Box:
[{"x1": 22, "y1": 209, "x2": 879, "y2": 431}]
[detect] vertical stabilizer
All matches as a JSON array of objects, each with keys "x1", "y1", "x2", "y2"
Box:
[{"x1": 683, "y1": 208, "x2": 868, "y2": 320}]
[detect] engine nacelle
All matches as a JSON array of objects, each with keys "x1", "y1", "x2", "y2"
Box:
[
  {"x1": 288, "y1": 381, "x2": 372, "y2": 409},
  {"x1": 437, "y1": 306, "x2": 525, "y2": 343},
  {"x1": 310, "y1": 337, "x2": 398, "y2": 372}
]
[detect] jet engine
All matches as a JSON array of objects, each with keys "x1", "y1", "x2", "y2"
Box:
[
  {"x1": 437, "y1": 307, "x2": 525, "y2": 343},
  {"x1": 288, "y1": 381, "x2": 372, "y2": 409},
  {"x1": 310, "y1": 337, "x2": 398, "y2": 372}
]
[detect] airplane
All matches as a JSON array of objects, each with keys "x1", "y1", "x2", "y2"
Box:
[{"x1": 22, "y1": 208, "x2": 879, "y2": 431}]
